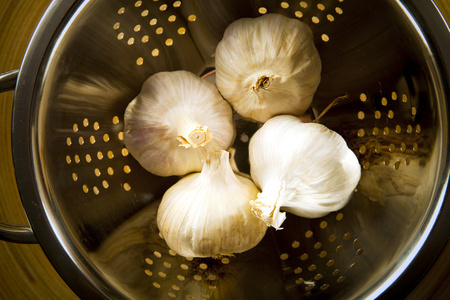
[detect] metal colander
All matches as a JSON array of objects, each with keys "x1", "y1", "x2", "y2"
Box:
[{"x1": 2, "y1": 0, "x2": 450, "y2": 299}]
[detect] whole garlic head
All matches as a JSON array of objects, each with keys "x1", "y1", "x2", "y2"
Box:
[
  {"x1": 124, "y1": 71, "x2": 235, "y2": 177},
  {"x1": 157, "y1": 150, "x2": 267, "y2": 258},
  {"x1": 249, "y1": 115, "x2": 361, "y2": 229},
  {"x1": 215, "y1": 14, "x2": 322, "y2": 123}
]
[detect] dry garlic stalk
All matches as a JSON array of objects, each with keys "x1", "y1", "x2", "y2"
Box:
[
  {"x1": 124, "y1": 71, "x2": 235, "y2": 177},
  {"x1": 249, "y1": 115, "x2": 361, "y2": 229},
  {"x1": 215, "y1": 14, "x2": 322, "y2": 123},
  {"x1": 157, "y1": 150, "x2": 267, "y2": 258}
]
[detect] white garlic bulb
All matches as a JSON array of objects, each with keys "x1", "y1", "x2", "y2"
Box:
[
  {"x1": 157, "y1": 150, "x2": 267, "y2": 258},
  {"x1": 249, "y1": 115, "x2": 361, "y2": 229},
  {"x1": 124, "y1": 71, "x2": 235, "y2": 177},
  {"x1": 215, "y1": 14, "x2": 322, "y2": 123}
]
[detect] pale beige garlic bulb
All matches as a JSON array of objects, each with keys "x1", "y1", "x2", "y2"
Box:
[
  {"x1": 124, "y1": 71, "x2": 235, "y2": 177},
  {"x1": 249, "y1": 115, "x2": 361, "y2": 229},
  {"x1": 215, "y1": 14, "x2": 322, "y2": 123},
  {"x1": 157, "y1": 150, "x2": 267, "y2": 258}
]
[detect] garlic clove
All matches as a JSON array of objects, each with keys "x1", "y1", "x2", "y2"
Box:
[
  {"x1": 157, "y1": 150, "x2": 267, "y2": 258},
  {"x1": 124, "y1": 71, "x2": 235, "y2": 177},
  {"x1": 249, "y1": 115, "x2": 361, "y2": 229},
  {"x1": 215, "y1": 14, "x2": 322, "y2": 123}
]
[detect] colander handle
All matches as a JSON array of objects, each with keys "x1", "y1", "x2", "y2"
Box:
[
  {"x1": 0, "y1": 69, "x2": 37, "y2": 244},
  {"x1": 0, "y1": 69, "x2": 19, "y2": 92}
]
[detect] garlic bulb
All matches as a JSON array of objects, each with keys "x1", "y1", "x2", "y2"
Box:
[
  {"x1": 124, "y1": 71, "x2": 235, "y2": 177},
  {"x1": 215, "y1": 14, "x2": 322, "y2": 123},
  {"x1": 157, "y1": 150, "x2": 267, "y2": 258},
  {"x1": 249, "y1": 115, "x2": 361, "y2": 229}
]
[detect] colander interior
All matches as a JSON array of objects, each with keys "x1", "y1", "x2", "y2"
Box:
[{"x1": 29, "y1": 0, "x2": 447, "y2": 299}]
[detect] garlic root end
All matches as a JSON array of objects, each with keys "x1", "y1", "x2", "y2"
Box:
[{"x1": 250, "y1": 197, "x2": 286, "y2": 230}]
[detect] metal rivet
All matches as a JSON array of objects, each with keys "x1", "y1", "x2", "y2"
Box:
[
  {"x1": 402, "y1": 94, "x2": 408, "y2": 102},
  {"x1": 280, "y1": 253, "x2": 289, "y2": 260},
  {"x1": 392, "y1": 91, "x2": 398, "y2": 100},
  {"x1": 314, "y1": 274, "x2": 323, "y2": 280},
  {"x1": 360, "y1": 93, "x2": 367, "y2": 102},
  {"x1": 388, "y1": 110, "x2": 394, "y2": 119},
  {"x1": 177, "y1": 275, "x2": 185, "y2": 281},
  {"x1": 374, "y1": 110, "x2": 381, "y2": 119},
  {"x1": 258, "y1": 7, "x2": 267, "y2": 14},
  {"x1": 357, "y1": 128, "x2": 365, "y2": 137}
]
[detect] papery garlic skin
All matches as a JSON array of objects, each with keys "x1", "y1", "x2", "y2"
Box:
[
  {"x1": 215, "y1": 14, "x2": 322, "y2": 123},
  {"x1": 157, "y1": 150, "x2": 267, "y2": 258},
  {"x1": 124, "y1": 71, "x2": 235, "y2": 177},
  {"x1": 249, "y1": 115, "x2": 361, "y2": 229}
]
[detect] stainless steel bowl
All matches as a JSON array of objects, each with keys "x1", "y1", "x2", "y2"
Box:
[{"x1": 1, "y1": 0, "x2": 450, "y2": 299}]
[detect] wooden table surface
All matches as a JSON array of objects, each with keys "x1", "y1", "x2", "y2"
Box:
[
  {"x1": 0, "y1": 1, "x2": 79, "y2": 299},
  {"x1": 0, "y1": 1, "x2": 449, "y2": 299}
]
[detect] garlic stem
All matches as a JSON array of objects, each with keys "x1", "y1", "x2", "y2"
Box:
[
  {"x1": 176, "y1": 118, "x2": 213, "y2": 148},
  {"x1": 251, "y1": 75, "x2": 273, "y2": 92},
  {"x1": 312, "y1": 94, "x2": 349, "y2": 123},
  {"x1": 200, "y1": 151, "x2": 231, "y2": 182}
]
